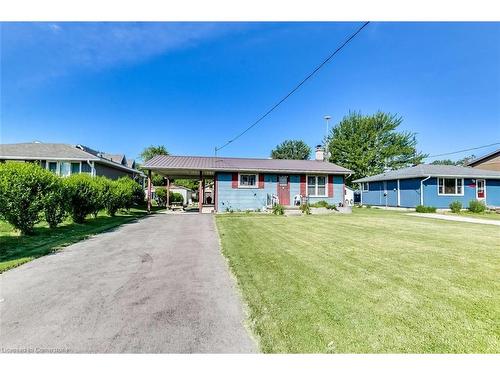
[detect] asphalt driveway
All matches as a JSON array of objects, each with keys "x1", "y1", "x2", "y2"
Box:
[{"x1": 0, "y1": 213, "x2": 256, "y2": 353}]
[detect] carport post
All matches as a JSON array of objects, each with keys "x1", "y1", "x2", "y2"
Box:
[
  {"x1": 166, "y1": 178, "x2": 170, "y2": 209},
  {"x1": 198, "y1": 171, "x2": 203, "y2": 213},
  {"x1": 147, "y1": 169, "x2": 152, "y2": 213}
]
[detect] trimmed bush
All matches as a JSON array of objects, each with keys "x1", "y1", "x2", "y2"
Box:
[
  {"x1": 272, "y1": 204, "x2": 285, "y2": 215},
  {"x1": 0, "y1": 162, "x2": 57, "y2": 234},
  {"x1": 155, "y1": 187, "x2": 168, "y2": 207},
  {"x1": 42, "y1": 175, "x2": 67, "y2": 228},
  {"x1": 415, "y1": 205, "x2": 437, "y2": 213},
  {"x1": 311, "y1": 200, "x2": 329, "y2": 208},
  {"x1": 170, "y1": 191, "x2": 183, "y2": 204},
  {"x1": 468, "y1": 199, "x2": 486, "y2": 213},
  {"x1": 449, "y1": 200, "x2": 462, "y2": 214},
  {"x1": 63, "y1": 173, "x2": 100, "y2": 223},
  {"x1": 115, "y1": 177, "x2": 144, "y2": 209}
]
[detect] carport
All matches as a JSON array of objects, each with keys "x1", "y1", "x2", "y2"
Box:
[{"x1": 143, "y1": 155, "x2": 217, "y2": 213}]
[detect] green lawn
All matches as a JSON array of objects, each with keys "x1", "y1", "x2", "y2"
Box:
[
  {"x1": 216, "y1": 208, "x2": 500, "y2": 353},
  {"x1": 0, "y1": 206, "x2": 160, "y2": 273}
]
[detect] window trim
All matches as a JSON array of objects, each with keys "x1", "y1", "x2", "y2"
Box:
[
  {"x1": 361, "y1": 182, "x2": 369, "y2": 192},
  {"x1": 437, "y1": 177, "x2": 464, "y2": 196},
  {"x1": 238, "y1": 173, "x2": 258, "y2": 189},
  {"x1": 306, "y1": 174, "x2": 328, "y2": 197},
  {"x1": 45, "y1": 160, "x2": 82, "y2": 176}
]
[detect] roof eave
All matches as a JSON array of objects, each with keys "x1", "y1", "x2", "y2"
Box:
[{"x1": 143, "y1": 166, "x2": 351, "y2": 174}]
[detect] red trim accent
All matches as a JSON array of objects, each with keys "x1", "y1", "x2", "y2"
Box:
[
  {"x1": 328, "y1": 175, "x2": 334, "y2": 198},
  {"x1": 258, "y1": 174, "x2": 265, "y2": 189},
  {"x1": 300, "y1": 175, "x2": 306, "y2": 196},
  {"x1": 231, "y1": 173, "x2": 238, "y2": 188}
]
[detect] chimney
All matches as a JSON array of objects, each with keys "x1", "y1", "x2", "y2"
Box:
[{"x1": 315, "y1": 145, "x2": 325, "y2": 161}]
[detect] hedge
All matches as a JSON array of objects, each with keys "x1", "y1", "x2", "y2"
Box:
[
  {"x1": 0, "y1": 162, "x2": 57, "y2": 234},
  {"x1": 0, "y1": 162, "x2": 145, "y2": 232}
]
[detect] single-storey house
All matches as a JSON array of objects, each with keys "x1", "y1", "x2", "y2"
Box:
[
  {"x1": 142, "y1": 149, "x2": 351, "y2": 212},
  {"x1": 353, "y1": 164, "x2": 500, "y2": 208},
  {"x1": 0, "y1": 142, "x2": 144, "y2": 182},
  {"x1": 466, "y1": 148, "x2": 500, "y2": 172}
]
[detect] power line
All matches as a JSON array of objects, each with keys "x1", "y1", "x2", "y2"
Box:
[
  {"x1": 214, "y1": 21, "x2": 370, "y2": 154},
  {"x1": 425, "y1": 142, "x2": 500, "y2": 159}
]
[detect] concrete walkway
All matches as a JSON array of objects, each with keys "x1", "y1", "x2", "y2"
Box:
[
  {"x1": 407, "y1": 213, "x2": 500, "y2": 226},
  {"x1": 0, "y1": 214, "x2": 256, "y2": 353}
]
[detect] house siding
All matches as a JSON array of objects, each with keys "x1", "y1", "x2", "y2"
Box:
[
  {"x1": 361, "y1": 176, "x2": 500, "y2": 208},
  {"x1": 94, "y1": 163, "x2": 133, "y2": 180},
  {"x1": 399, "y1": 178, "x2": 421, "y2": 207},
  {"x1": 216, "y1": 173, "x2": 345, "y2": 211}
]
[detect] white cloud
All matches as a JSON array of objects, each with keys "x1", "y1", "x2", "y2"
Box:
[{"x1": 1, "y1": 22, "x2": 241, "y2": 86}]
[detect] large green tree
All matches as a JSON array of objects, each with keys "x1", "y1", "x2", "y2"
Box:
[
  {"x1": 271, "y1": 139, "x2": 311, "y2": 160},
  {"x1": 140, "y1": 145, "x2": 169, "y2": 163},
  {"x1": 139, "y1": 145, "x2": 169, "y2": 186},
  {"x1": 326, "y1": 111, "x2": 427, "y2": 184}
]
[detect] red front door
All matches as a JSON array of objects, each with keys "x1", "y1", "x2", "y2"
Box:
[{"x1": 278, "y1": 175, "x2": 290, "y2": 206}]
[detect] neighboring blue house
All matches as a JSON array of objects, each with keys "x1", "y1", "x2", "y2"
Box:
[
  {"x1": 353, "y1": 164, "x2": 500, "y2": 208},
  {"x1": 142, "y1": 149, "x2": 351, "y2": 212}
]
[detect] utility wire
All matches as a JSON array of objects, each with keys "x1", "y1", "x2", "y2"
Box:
[
  {"x1": 425, "y1": 142, "x2": 500, "y2": 159},
  {"x1": 214, "y1": 21, "x2": 370, "y2": 154}
]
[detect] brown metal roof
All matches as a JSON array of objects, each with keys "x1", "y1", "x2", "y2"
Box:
[{"x1": 143, "y1": 155, "x2": 351, "y2": 174}]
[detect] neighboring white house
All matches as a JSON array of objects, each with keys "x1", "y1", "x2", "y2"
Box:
[
  {"x1": 169, "y1": 185, "x2": 193, "y2": 205},
  {"x1": 144, "y1": 184, "x2": 193, "y2": 205},
  {"x1": 344, "y1": 186, "x2": 354, "y2": 206}
]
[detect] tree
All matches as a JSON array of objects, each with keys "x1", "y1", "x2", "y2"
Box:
[
  {"x1": 271, "y1": 139, "x2": 311, "y2": 160},
  {"x1": 139, "y1": 145, "x2": 169, "y2": 187},
  {"x1": 430, "y1": 159, "x2": 455, "y2": 165},
  {"x1": 326, "y1": 111, "x2": 427, "y2": 184},
  {"x1": 140, "y1": 145, "x2": 169, "y2": 163},
  {"x1": 430, "y1": 155, "x2": 475, "y2": 166}
]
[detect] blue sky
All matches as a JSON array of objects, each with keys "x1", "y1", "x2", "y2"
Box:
[{"x1": 1, "y1": 22, "x2": 499, "y2": 162}]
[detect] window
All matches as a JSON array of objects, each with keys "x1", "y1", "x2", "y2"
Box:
[
  {"x1": 307, "y1": 175, "x2": 327, "y2": 197},
  {"x1": 71, "y1": 162, "x2": 81, "y2": 175},
  {"x1": 361, "y1": 182, "x2": 369, "y2": 192},
  {"x1": 239, "y1": 174, "x2": 257, "y2": 188},
  {"x1": 48, "y1": 162, "x2": 58, "y2": 173},
  {"x1": 438, "y1": 178, "x2": 464, "y2": 196},
  {"x1": 59, "y1": 162, "x2": 71, "y2": 177}
]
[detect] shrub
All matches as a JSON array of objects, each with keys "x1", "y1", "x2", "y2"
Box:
[
  {"x1": 415, "y1": 205, "x2": 437, "y2": 213},
  {"x1": 115, "y1": 177, "x2": 144, "y2": 209},
  {"x1": 94, "y1": 177, "x2": 122, "y2": 217},
  {"x1": 311, "y1": 200, "x2": 329, "y2": 208},
  {"x1": 272, "y1": 204, "x2": 285, "y2": 215},
  {"x1": 170, "y1": 191, "x2": 184, "y2": 204},
  {"x1": 468, "y1": 199, "x2": 486, "y2": 213},
  {"x1": 300, "y1": 204, "x2": 311, "y2": 215},
  {"x1": 0, "y1": 162, "x2": 57, "y2": 234},
  {"x1": 63, "y1": 173, "x2": 100, "y2": 223},
  {"x1": 155, "y1": 187, "x2": 168, "y2": 207},
  {"x1": 42, "y1": 175, "x2": 67, "y2": 228},
  {"x1": 449, "y1": 200, "x2": 462, "y2": 214}
]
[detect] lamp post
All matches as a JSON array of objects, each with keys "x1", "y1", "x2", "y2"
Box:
[{"x1": 324, "y1": 115, "x2": 331, "y2": 162}]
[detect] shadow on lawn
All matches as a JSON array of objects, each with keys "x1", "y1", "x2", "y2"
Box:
[{"x1": 0, "y1": 207, "x2": 161, "y2": 272}]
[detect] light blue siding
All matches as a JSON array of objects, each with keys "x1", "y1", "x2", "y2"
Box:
[
  {"x1": 399, "y1": 178, "x2": 420, "y2": 207},
  {"x1": 217, "y1": 173, "x2": 276, "y2": 211},
  {"x1": 422, "y1": 178, "x2": 474, "y2": 208},
  {"x1": 486, "y1": 179, "x2": 500, "y2": 206},
  {"x1": 216, "y1": 172, "x2": 345, "y2": 211},
  {"x1": 361, "y1": 176, "x2": 500, "y2": 208},
  {"x1": 307, "y1": 175, "x2": 344, "y2": 206}
]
